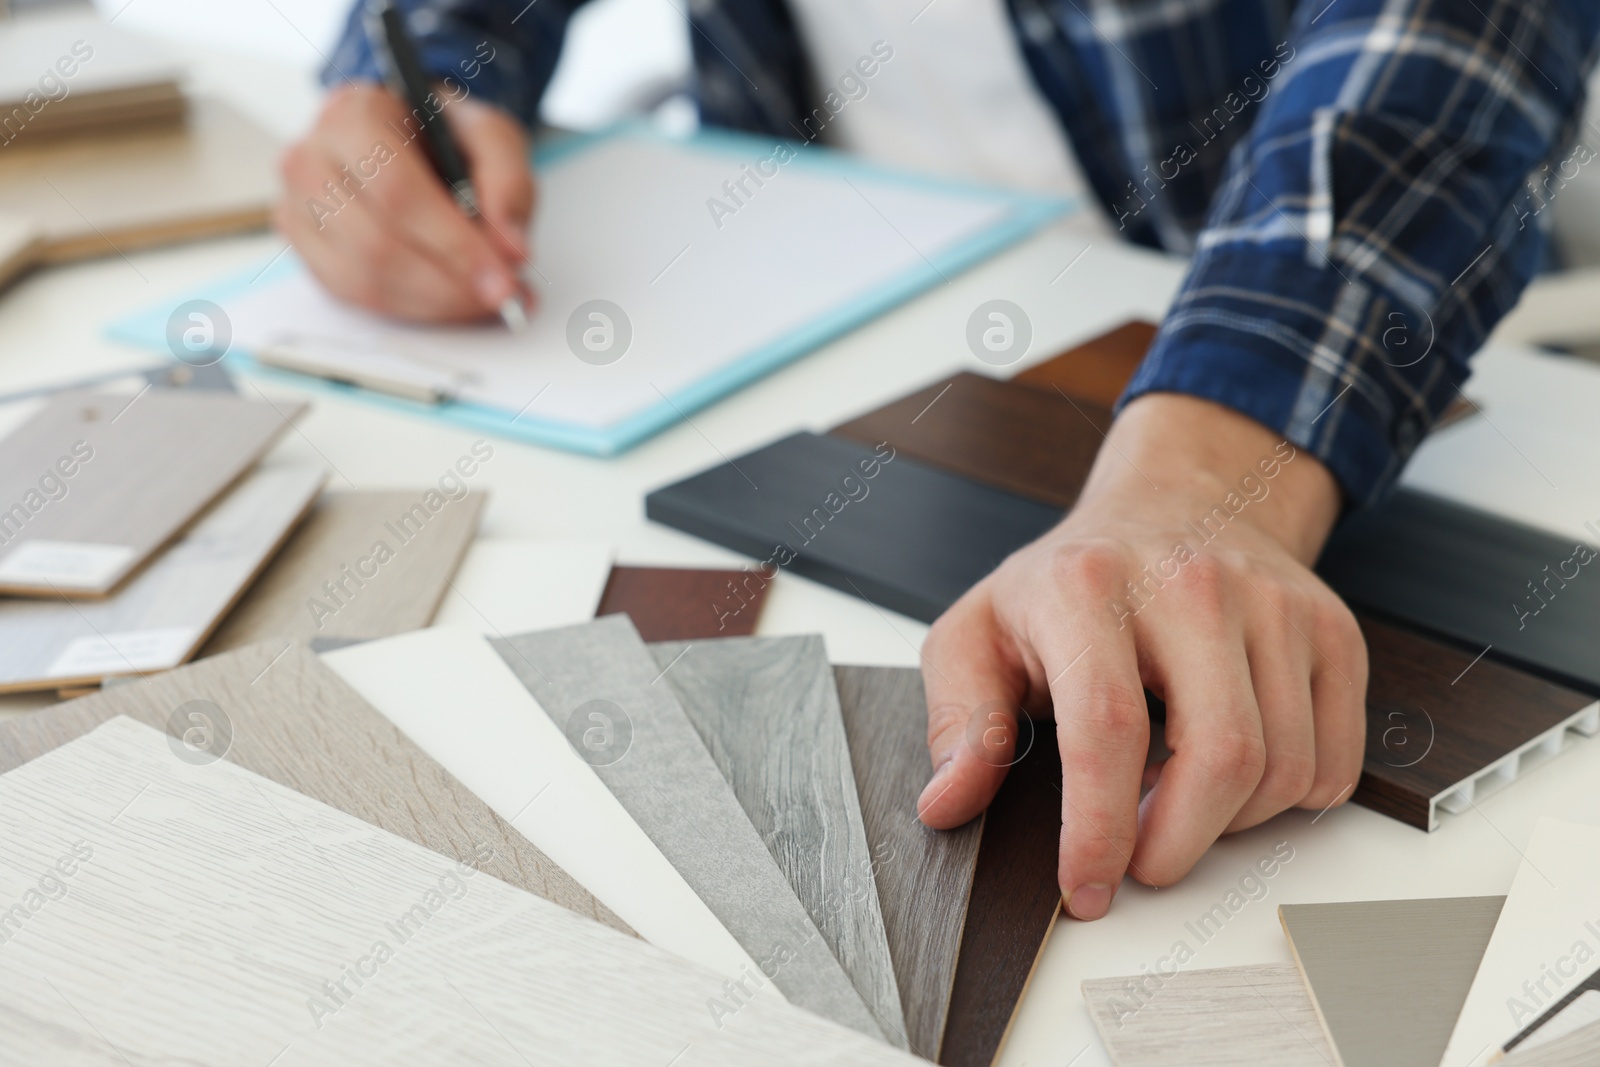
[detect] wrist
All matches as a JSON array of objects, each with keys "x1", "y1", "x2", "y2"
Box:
[{"x1": 1074, "y1": 393, "x2": 1342, "y2": 564}]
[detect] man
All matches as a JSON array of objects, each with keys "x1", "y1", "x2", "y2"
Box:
[{"x1": 280, "y1": 0, "x2": 1600, "y2": 921}]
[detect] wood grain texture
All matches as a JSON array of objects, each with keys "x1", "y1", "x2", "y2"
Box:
[
  {"x1": 1010, "y1": 320, "x2": 1158, "y2": 406},
  {"x1": 1356, "y1": 614, "x2": 1598, "y2": 830},
  {"x1": 649, "y1": 637, "x2": 907, "y2": 1048},
  {"x1": 0, "y1": 717, "x2": 920, "y2": 1066},
  {"x1": 1506, "y1": 1019, "x2": 1600, "y2": 1066},
  {"x1": 1083, "y1": 963, "x2": 1336, "y2": 1066},
  {"x1": 941, "y1": 725, "x2": 1063, "y2": 1067},
  {"x1": 598, "y1": 564, "x2": 771, "y2": 640},
  {"x1": 1279, "y1": 896, "x2": 1505, "y2": 1067},
  {"x1": 1507, "y1": 970, "x2": 1600, "y2": 1055},
  {"x1": 0, "y1": 641, "x2": 626, "y2": 932},
  {"x1": 0, "y1": 387, "x2": 303, "y2": 596},
  {"x1": 834, "y1": 665, "x2": 983, "y2": 1062},
  {"x1": 492, "y1": 616, "x2": 884, "y2": 1040},
  {"x1": 830, "y1": 371, "x2": 1112, "y2": 509},
  {"x1": 0, "y1": 464, "x2": 324, "y2": 693},
  {"x1": 0, "y1": 97, "x2": 276, "y2": 261},
  {"x1": 203, "y1": 489, "x2": 483, "y2": 654}
]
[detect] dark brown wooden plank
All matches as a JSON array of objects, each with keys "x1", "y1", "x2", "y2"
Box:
[
  {"x1": 940, "y1": 723, "x2": 1062, "y2": 1067},
  {"x1": 834, "y1": 666, "x2": 982, "y2": 1062},
  {"x1": 831, "y1": 373, "x2": 1110, "y2": 509},
  {"x1": 1356, "y1": 613, "x2": 1597, "y2": 830},
  {"x1": 0, "y1": 641, "x2": 631, "y2": 934},
  {"x1": 1010, "y1": 320, "x2": 1158, "y2": 407},
  {"x1": 596, "y1": 564, "x2": 770, "y2": 640}
]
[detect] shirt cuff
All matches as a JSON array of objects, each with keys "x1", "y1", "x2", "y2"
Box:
[{"x1": 1119, "y1": 247, "x2": 1458, "y2": 507}]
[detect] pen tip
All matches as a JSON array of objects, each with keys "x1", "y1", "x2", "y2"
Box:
[{"x1": 499, "y1": 297, "x2": 529, "y2": 333}]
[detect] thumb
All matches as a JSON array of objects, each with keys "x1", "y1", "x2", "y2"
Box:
[
  {"x1": 450, "y1": 98, "x2": 535, "y2": 266},
  {"x1": 917, "y1": 588, "x2": 1027, "y2": 828}
]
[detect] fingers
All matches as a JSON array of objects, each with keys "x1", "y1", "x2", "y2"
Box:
[
  {"x1": 276, "y1": 85, "x2": 533, "y2": 322},
  {"x1": 449, "y1": 99, "x2": 536, "y2": 265},
  {"x1": 1130, "y1": 556, "x2": 1266, "y2": 887},
  {"x1": 1045, "y1": 547, "x2": 1149, "y2": 921},
  {"x1": 1228, "y1": 619, "x2": 1315, "y2": 831},
  {"x1": 917, "y1": 587, "x2": 1022, "y2": 829},
  {"x1": 1303, "y1": 601, "x2": 1368, "y2": 810}
]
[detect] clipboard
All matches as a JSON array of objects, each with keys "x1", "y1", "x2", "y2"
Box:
[{"x1": 108, "y1": 124, "x2": 1071, "y2": 456}]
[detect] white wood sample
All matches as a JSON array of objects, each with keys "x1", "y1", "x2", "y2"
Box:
[
  {"x1": 431, "y1": 539, "x2": 614, "y2": 635},
  {"x1": 0, "y1": 210, "x2": 41, "y2": 291},
  {"x1": 0, "y1": 717, "x2": 922, "y2": 1065},
  {"x1": 0, "y1": 463, "x2": 324, "y2": 692},
  {"x1": 652, "y1": 636, "x2": 908, "y2": 1047},
  {"x1": 0, "y1": 387, "x2": 303, "y2": 595},
  {"x1": 1445, "y1": 819, "x2": 1600, "y2": 1067},
  {"x1": 320, "y1": 626, "x2": 769, "y2": 987},
  {"x1": 1083, "y1": 963, "x2": 1336, "y2": 1066},
  {"x1": 493, "y1": 616, "x2": 884, "y2": 1040}
]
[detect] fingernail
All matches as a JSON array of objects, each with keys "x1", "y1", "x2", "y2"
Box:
[
  {"x1": 475, "y1": 268, "x2": 512, "y2": 306},
  {"x1": 1065, "y1": 883, "x2": 1113, "y2": 921},
  {"x1": 916, "y1": 758, "x2": 954, "y2": 815}
]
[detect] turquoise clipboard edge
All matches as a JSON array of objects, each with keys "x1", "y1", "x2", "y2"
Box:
[{"x1": 107, "y1": 123, "x2": 1073, "y2": 456}]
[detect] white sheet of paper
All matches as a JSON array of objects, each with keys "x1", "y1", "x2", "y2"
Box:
[
  {"x1": 0, "y1": 716, "x2": 908, "y2": 1064},
  {"x1": 221, "y1": 134, "x2": 1017, "y2": 432},
  {"x1": 1443, "y1": 818, "x2": 1600, "y2": 1067},
  {"x1": 320, "y1": 626, "x2": 768, "y2": 990},
  {"x1": 429, "y1": 539, "x2": 613, "y2": 635}
]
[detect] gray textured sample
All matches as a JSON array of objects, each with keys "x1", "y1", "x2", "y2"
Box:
[
  {"x1": 492, "y1": 616, "x2": 882, "y2": 1040},
  {"x1": 650, "y1": 636, "x2": 907, "y2": 1048}
]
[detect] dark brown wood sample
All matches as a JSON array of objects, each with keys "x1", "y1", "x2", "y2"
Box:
[
  {"x1": 0, "y1": 641, "x2": 629, "y2": 933},
  {"x1": 831, "y1": 372, "x2": 1111, "y2": 509},
  {"x1": 596, "y1": 564, "x2": 771, "y2": 640},
  {"x1": 1010, "y1": 319, "x2": 1158, "y2": 406},
  {"x1": 940, "y1": 723, "x2": 1063, "y2": 1067},
  {"x1": 1356, "y1": 613, "x2": 1597, "y2": 830},
  {"x1": 834, "y1": 666, "x2": 983, "y2": 1061}
]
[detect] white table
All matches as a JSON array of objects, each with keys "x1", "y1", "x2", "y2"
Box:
[{"x1": 2, "y1": 43, "x2": 1599, "y2": 1067}]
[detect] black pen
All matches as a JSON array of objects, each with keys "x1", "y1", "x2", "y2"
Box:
[{"x1": 365, "y1": 0, "x2": 527, "y2": 330}]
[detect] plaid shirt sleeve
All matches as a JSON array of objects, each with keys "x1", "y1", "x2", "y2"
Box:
[
  {"x1": 1119, "y1": 0, "x2": 1600, "y2": 504},
  {"x1": 319, "y1": 0, "x2": 587, "y2": 127}
]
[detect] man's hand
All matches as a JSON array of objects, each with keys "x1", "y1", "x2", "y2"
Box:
[
  {"x1": 917, "y1": 393, "x2": 1367, "y2": 920},
  {"x1": 276, "y1": 84, "x2": 534, "y2": 322}
]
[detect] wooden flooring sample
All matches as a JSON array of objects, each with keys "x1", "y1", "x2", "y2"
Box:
[
  {"x1": 1356, "y1": 614, "x2": 1599, "y2": 830},
  {"x1": 0, "y1": 463, "x2": 323, "y2": 693},
  {"x1": 0, "y1": 97, "x2": 278, "y2": 262},
  {"x1": 432, "y1": 539, "x2": 614, "y2": 635},
  {"x1": 598, "y1": 564, "x2": 772, "y2": 640},
  {"x1": 1508, "y1": 975, "x2": 1600, "y2": 1057},
  {"x1": 203, "y1": 489, "x2": 483, "y2": 654},
  {"x1": 1083, "y1": 963, "x2": 1336, "y2": 1066},
  {"x1": 492, "y1": 616, "x2": 884, "y2": 1040},
  {"x1": 0, "y1": 717, "x2": 919, "y2": 1066},
  {"x1": 0, "y1": 387, "x2": 303, "y2": 596},
  {"x1": 1508, "y1": 1017, "x2": 1600, "y2": 1065},
  {"x1": 941, "y1": 723, "x2": 1063, "y2": 1067},
  {"x1": 1279, "y1": 896, "x2": 1505, "y2": 1067},
  {"x1": 0, "y1": 640, "x2": 623, "y2": 931},
  {"x1": 834, "y1": 665, "x2": 983, "y2": 1061},
  {"x1": 1010, "y1": 319, "x2": 1158, "y2": 407},
  {"x1": 650, "y1": 636, "x2": 907, "y2": 1047},
  {"x1": 830, "y1": 371, "x2": 1111, "y2": 509},
  {"x1": 645, "y1": 432, "x2": 1063, "y2": 624},
  {"x1": 1445, "y1": 819, "x2": 1600, "y2": 1067},
  {"x1": 322, "y1": 627, "x2": 762, "y2": 982}
]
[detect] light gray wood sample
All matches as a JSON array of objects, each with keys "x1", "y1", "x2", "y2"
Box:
[
  {"x1": 834, "y1": 665, "x2": 983, "y2": 1061},
  {"x1": 492, "y1": 616, "x2": 883, "y2": 1040},
  {"x1": 0, "y1": 717, "x2": 921, "y2": 1066},
  {"x1": 1280, "y1": 896, "x2": 1505, "y2": 1067},
  {"x1": 0, "y1": 640, "x2": 626, "y2": 933},
  {"x1": 650, "y1": 637, "x2": 907, "y2": 1048},
  {"x1": 1083, "y1": 963, "x2": 1336, "y2": 1066},
  {"x1": 0, "y1": 387, "x2": 304, "y2": 596},
  {"x1": 1504, "y1": 1019, "x2": 1600, "y2": 1066},
  {"x1": 0, "y1": 210, "x2": 41, "y2": 291},
  {"x1": 0, "y1": 463, "x2": 323, "y2": 693},
  {"x1": 203, "y1": 489, "x2": 483, "y2": 654}
]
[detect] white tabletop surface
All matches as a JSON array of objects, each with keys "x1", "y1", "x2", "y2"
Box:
[{"x1": 2, "y1": 39, "x2": 1599, "y2": 1067}]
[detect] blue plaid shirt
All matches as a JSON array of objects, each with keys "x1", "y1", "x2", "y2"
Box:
[{"x1": 327, "y1": 0, "x2": 1599, "y2": 504}]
